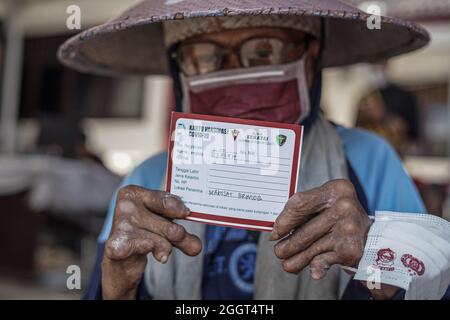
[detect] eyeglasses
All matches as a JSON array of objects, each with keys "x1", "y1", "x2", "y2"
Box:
[{"x1": 174, "y1": 36, "x2": 311, "y2": 77}]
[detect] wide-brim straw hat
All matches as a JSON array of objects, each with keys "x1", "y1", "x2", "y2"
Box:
[{"x1": 58, "y1": 0, "x2": 430, "y2": 77}]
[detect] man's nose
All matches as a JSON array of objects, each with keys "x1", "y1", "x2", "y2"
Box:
[{"x1": 222, "y1": 52, "x2": 241, "y2": 70}]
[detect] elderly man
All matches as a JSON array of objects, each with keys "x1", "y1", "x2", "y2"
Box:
[{"x1": 59, "y1": 0, "x2": 449, "y2": 300}]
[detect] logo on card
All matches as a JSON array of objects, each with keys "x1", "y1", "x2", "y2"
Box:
[
  {"x1": 276, "y1": 134, "x2": 287, "y2": 147},
  {"x1": 401, "y1": 254, "x2": 425, "y2": 276},
  {"x1": 232, "y1": 129, "x2": 240, "y2": 141},
  {"x1": 177, "y1": 123, "x2": 186, "y2": 130},
  {"x1": 375, "y1": 248, "x2": 396, "y2": 271}
]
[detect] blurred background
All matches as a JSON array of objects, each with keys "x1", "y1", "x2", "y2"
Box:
[{"x1": 0, "y1": 0, "x2": 448, "y2": 299}]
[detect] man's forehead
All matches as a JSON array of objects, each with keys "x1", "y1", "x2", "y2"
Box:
[
  {"x1": 182, "y1": 27, "x2": 308, "y2": 45},
  {"x1": 164, "y1": 15, "x2": 321, "y2": 48}
]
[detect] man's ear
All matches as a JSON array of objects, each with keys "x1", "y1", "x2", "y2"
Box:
[{"x1": 305, "y1": 40, "x2": 321, "y2": 89}]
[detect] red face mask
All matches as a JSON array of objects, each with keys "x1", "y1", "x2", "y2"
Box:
[
  {"x1": 189, "y1": 80, "x2": 301, "y2": 123},
  {"x1": 181, "y1": 60, "x2": 311, "y2": 124}
]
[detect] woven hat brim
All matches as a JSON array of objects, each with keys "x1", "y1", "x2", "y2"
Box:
[{"x1": 58, "y1": 0, "x2": 430, "y2": 77}]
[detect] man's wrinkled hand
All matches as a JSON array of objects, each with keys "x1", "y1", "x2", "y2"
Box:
[
  {"x1": 271, "y1": 179, "x2": 372, "y2": 280},
  {"x1": 102, "y1": 185, "x2": 202, "y2": 299}
]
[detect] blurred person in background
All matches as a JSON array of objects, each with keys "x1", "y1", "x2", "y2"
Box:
[
  {"x1": 356, "y1": 63, "x2": 420, "y2": 157},
  {"x1": 355, "y1": 64, "x2": 449, "y2": 218},
  {"x1": 36, "y1": 117, "x2": 104, "y2": 166},
  {"x1": 59, "y1": 0, "x2": 450, "y2": 300},
  {"x1": 0, "y1": 119, "x2": 120, "y2": 283}
]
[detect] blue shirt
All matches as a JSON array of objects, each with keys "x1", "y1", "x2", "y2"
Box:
[{"x1": 88, "y1": 126, "x2": 427, "y2": 300}]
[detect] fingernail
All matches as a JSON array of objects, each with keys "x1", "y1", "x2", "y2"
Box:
[
  {"x1": 163, "y1": 195, "x2": 189, "y2": 217},
  {"x1": 162, "y1": 195, "x2": 178, "y2": 210},
  {"x1": 311, "y1": 268, "x2": 324, "y2": 280},
  {"x1": 159, "y1": 254, "x2": 168, "y2": 264},
  {"x1": 269, "y1": 231, "x2": 279, "y2": 241}
]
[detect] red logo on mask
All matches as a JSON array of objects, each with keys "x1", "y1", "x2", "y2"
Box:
[
  {"x1": 401, "y1": 254, "x2": 425, "y2": 276},
  {"x1": 375, "y1": 248, "x2": 396, "y2": 271}
]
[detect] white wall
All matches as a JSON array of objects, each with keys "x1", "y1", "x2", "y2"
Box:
[
  {"x1": 13, "y1": 0, "x2": 171, "y2": 176},
  {"x1": 83, "y1": 76, "x2": 171, "y2": 176}
]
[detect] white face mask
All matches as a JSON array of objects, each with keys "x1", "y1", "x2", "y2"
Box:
[
  {"x1": 179, "y1": 58, "x2": 311, "y2": 124},
  {"x1": 353, "y1": 211, "x2": 450, "y2": 300},
  {"x1": 384, "y1": 223, "x2": 444, "y2": 300},
  {"x1": 376, "y1": 212, "x2": 450, "y2": 299}
]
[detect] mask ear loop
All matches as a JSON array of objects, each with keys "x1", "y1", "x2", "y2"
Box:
[
  {"x1": 294, "y1": 52, "x2": 312, "y2": 124},
  {"x1": 301, "y1": 18, "x2": 325, "y2": 130},
  {"x1": 167, "y1": 43, "x2": 185, "y2": 113}
]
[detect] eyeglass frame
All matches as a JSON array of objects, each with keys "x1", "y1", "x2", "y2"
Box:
[{"x1": 172, "y1": 34, "x2": 313, "y2": 76}]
